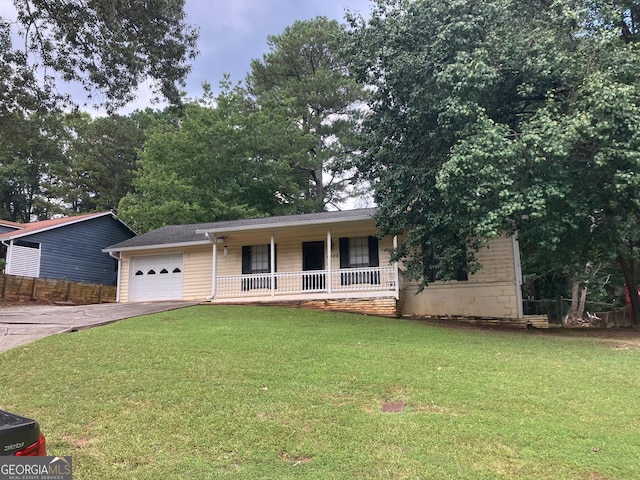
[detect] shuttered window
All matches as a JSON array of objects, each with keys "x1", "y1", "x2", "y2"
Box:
[
  {"x1": 339, "y1": 236, "x2": 380, "y2": 285},
  {"x1": 241, "y1": 244, "x2": 277, "y2": 291}
]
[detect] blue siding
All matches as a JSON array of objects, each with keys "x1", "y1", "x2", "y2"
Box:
[{"x1": 20, "y1": 216, "x2": 134, "y2": 285}]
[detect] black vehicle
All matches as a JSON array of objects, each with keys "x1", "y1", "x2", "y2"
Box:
[{"x1": 0, "y1": 409, "x2": 46, "y2": 456}]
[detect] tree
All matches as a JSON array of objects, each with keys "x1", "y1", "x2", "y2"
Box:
[
  {"x1": 117, "y1": 84, "x2": 303, "y2": 233},
  {"x1": 4, "y1": 0, "x2": 198, "y2": 113},
  {"x1": 247, "y1": 17, "x2": 366, "y2": 211},
  {"x1": 0, "y1": 112, "x2": 66, "y2": 221},
  {"x1": 348, "y1": 0, "x2": 640, "y2": 325},
  {"x1": 48, "y1": 111, "x2": 152, "y2": 214},
  {"x1": 347, "y1": 0, "x2": 576, "y2": 282},
  {"x1": 436, "y1": 2, "x2": 640, "y2": 324}
]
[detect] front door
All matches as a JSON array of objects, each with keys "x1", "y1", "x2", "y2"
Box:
[{"x1": 302, "y1": 241, "x2": 325, "y2": 290}]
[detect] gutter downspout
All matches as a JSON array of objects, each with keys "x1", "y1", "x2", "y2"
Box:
[{"x1": 108, "y1": 251, "x2": 122, "y2": 303}]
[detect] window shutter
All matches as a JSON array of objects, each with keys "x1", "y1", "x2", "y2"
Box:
[
  {"x1": 368, "y1": 236, "x2": 379, "y2": 267},
  {"x1": 339, "y1": 238, "x2": 349, "y2": 268},
  {"x1": 273, "y1": 244, "x2": 277, "y2": 272},
  {"x1": 242, "y1": 246, "x2": 252, "y2": 274}
]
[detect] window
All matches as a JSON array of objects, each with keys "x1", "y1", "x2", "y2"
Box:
[
  {"x1": 251, "y1": 244, "x2": 270, "y2": 273},
  {"x1": 242, "y1": 244, "x2": 277, "y2": 290},
  {"x1": 348, "y1": 237, "x2": 369, "y2": 268},
  {"x1": 423, "y1": 251, "x2": 469, "y2": 282},
  {"x1": 339, "y1": 236, "x2": 380, "y2": 285}
]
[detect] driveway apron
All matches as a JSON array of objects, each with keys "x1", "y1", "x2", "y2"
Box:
[{"x1": 0, "y1": 301, "x2": 196, "y2": 353}]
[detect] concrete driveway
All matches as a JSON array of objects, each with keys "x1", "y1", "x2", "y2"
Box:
[{"x1": 0, "y1": 301, "x2": 197, "y2": 353}]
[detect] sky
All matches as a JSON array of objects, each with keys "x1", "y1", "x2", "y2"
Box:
[{"x1": 132, "y1": 0, "x2": 373, "y2": 112}]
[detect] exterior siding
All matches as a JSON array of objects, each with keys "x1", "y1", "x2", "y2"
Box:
[
  {"x1": 15, "y1": 215, "x2": 134, "y2": 285},
  {"x1": 402, "y1": 236, "x2": 521, "y2": 318},
  {"x1": 214, "y1": 222, "x2": 391, "y2": 278},
  {"x1": 183, "y1": 246, "x2": 213, "y2": 300}
]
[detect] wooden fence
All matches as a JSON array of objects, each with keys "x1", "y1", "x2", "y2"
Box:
[{"x1": 0, "y1": 274, "x2": 116, "y2": 304}]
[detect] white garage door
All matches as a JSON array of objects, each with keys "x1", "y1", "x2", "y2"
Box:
[{"x1": 129, "y1": 254, "x2": 184, "y2": 301}]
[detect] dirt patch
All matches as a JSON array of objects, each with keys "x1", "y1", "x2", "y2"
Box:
[
  {"x1": 0, "y1": 299, "x2": 55, "y2": 309},
  {"x1": 414, "y1": 317, "x2": 640, "y2": 348}
]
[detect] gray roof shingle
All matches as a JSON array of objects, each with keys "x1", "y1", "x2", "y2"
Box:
[{"x1": 104, "y1": 208, "x2": 377, "y2": 251}]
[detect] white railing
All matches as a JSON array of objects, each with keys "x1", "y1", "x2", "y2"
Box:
[{"x1": 215, "y1": 266, "x2": 398, "y2": 298}]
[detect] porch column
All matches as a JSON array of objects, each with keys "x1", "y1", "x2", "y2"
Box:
[
  {"x1": 393, "y1": 235, "x2": 400, "y2": 300},
  {"x1": 270, "y1": 232, "x2": 275, "y2": 296},
  {"x1": 209, "y1": 236, "x2": 218, "y2": 300},
  {"x1": 326, "y1": 228, "x2": 332, "y2": 293}
]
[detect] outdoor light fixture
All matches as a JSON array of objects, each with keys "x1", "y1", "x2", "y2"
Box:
[{"x1": 223, "y1": 245, "x2": 228, "y2": 257}]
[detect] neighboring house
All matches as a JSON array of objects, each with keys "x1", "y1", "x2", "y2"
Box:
[
  {"x1": 103, "y1": 208, "x2": 525, "y2": 320},
  {"x1": 0, "y1": 212, "x2": 135, "y2": 285}
]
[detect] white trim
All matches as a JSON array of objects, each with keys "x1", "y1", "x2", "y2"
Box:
[
  {"x1": 393, "y1": 235, "x2": 400, "y2": 300},
  {"x1": 102, "y1": 240, "x2": 210, "y2": 253},
  {"x1": 512, "y1": 234, "x2": 524, "y2": 318},
  {"x1": 270, "y1": 233, "x2": 276, "y2": 297},
  {"x1": 326, "y1": 229, "x2": 332, "y2": 294}
]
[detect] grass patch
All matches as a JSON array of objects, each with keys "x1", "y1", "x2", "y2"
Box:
[{"x1": 1, "y1": 306, "x2": 639, "y2": 479}]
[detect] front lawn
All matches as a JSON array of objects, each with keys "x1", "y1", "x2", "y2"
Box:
[{"x1": 1, "y1": 306, "x2": 639, "y2": 479}]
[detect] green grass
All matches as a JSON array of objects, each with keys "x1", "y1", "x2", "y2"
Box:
[{"x1": 1, "y1": 306, "x2": 639, "y2": 479}]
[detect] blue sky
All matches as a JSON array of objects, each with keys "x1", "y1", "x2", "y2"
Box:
[{"x1": 138, "y1": 0, "x2": 372, "y2": 111}]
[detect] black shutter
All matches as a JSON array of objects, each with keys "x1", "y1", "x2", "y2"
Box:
[
  {"x1": 273, "y1": 245, "x2": 277, "y2": 271},
  {"x1": 242, "y1": 246, "x2": 252, "y2": 274},
  {"x1": 368, "y1": 236, "x2": 379, "y2": 267},
  {"x1": 339, "y1": 238, "x2": 349, "y2": 268},
  {"x1": 272, "y1": 244, "x2": 278, "y2": 289}
]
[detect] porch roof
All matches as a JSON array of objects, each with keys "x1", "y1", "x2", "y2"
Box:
[{"x1": 103, "y1": 208, "x2": 377, "y2": 253}]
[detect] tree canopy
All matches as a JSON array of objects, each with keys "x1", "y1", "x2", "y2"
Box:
[
  {"x1": 348, "y1": 0, "x2": 640, "y2": 323},
  {"x1": 117, "y1": 84, "x2": 305, "y2": 232},
  {"x1": 2, "y1": 0, "x2": 198, "y2": 113},
  {"x1": 247, "y1": 17, "x2": 367, "y2": 211}
]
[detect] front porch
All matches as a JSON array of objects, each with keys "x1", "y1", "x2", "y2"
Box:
[{"x1": 209, "y1": 266, "x2": 404, "y2": 317}]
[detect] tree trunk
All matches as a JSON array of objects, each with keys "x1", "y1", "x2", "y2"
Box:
[
  {"x1": 568, "y1": 281, "x2": 580, "y2": 319},
  {"x1": 618, "y1": 253, "x2": 640, "y2": 327},
  {"x1": 577, "y1": 283, "x2": 588, "y2": 320}
]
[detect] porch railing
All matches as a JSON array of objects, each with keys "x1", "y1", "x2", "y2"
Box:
[{"x1": 215, "y1": 266, "x2": 398, "y2": 298}]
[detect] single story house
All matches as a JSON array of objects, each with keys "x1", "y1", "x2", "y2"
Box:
[
  {"x1": 1, "y1": 211, "x2": 135, "y2": 285},
  {"x1": 103, "y1": 208, "x2": 525, "y2": 320}
]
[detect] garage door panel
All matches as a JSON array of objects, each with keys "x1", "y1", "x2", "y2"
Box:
[{"x1": 130, "y1": 254, "x2": 183, "y2": 301}]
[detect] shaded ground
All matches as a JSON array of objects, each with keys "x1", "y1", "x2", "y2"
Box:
[{"x1": 413, "y1": 317, "x2": 640, "y2": 348}]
